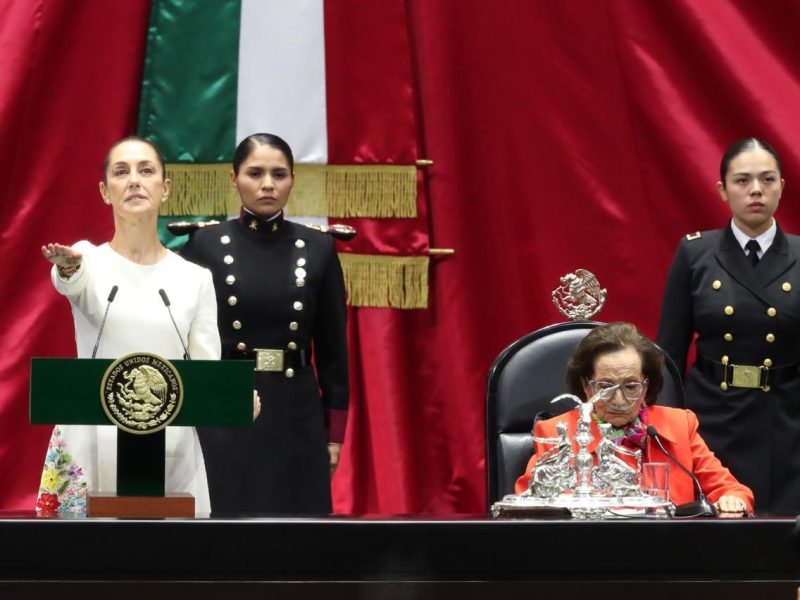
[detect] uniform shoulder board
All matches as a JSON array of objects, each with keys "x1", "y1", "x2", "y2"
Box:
[
  {"x1": 166, "y1": 220, "x2": 221, "y2": 236},
  {"x1": 302, "y1": 223, "x2": 357, "y2": 241},
  {"x1": 685, "y1": 231, "x2": 702, "y2": 241}
]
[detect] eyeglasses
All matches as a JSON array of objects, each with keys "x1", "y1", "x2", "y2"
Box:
[{"x1": 587, "y1": 379, "x2": 648, "y2": 402}]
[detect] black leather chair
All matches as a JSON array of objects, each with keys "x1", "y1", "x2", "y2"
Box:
[{"x1": 485, "y1": 321, "x2": 686, "y2": 509}]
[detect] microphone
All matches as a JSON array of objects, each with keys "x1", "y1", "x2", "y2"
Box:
[
  {"x1": 158, "y1": 288, "x2": 191, "y2": 360},
  {"x1": 91, "y1": 285, "x2": 118, "y2": 359},
  {"x1": 646, "y1": 425, "x2": 717, "y2": 517}
]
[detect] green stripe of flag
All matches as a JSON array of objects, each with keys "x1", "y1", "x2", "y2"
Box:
[{"x1": 137, "y1": 0, "x2": 241, "y2": 162}]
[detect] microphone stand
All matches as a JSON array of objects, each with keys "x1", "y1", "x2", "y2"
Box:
[
  {"x1": 158, "y1": 288, "x2": 191, "y2": 360},
  {"x1": 646, "y1": 425, "x2": 717, "y2": 518},
  {"x1": 91, "y1": 285, "x2": 118, "y2": 359}
]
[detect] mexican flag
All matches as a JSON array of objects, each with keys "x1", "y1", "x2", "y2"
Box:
[{"x1": 139, "y1": 0, "x2": 430, "y2": 309}]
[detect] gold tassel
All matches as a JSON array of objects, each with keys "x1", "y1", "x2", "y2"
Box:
[
  {"x1": 161, "y1": 163, "x2": 418, "y2": 218},
  {"x1": 287, "y1": 164, "x2": 328, "y2": 217},
  {"x1": 324, "y1": 165, "x2": 417, "y2": 218},
  {"x1": 339, "y1": 254, "x2": 429, "y2": 309},
  {"x1": 159, "y1": 163, "x2": 238, "y2": 216}
]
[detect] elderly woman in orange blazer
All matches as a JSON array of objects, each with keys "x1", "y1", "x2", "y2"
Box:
[{"x1": 515, "y1": 322, "x2": 753, "y2": 517}]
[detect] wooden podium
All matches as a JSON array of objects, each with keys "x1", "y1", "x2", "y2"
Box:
[{"x1": 30, "y1": 356, "x2": 253, "y2": 518}]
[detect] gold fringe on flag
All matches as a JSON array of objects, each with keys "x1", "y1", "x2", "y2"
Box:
[
  {"x1": 286, "y1": 164, "x2": 329, "y2": 217},
  {"x1": 160, "y1": 163, "x2": 417, "y2": 218},
  {"x1": 339, "y1": 254, "x2": 429, "y2": 309},
  {"x1": 160, "y1": 163, "x2": 239, "y2": 216},
  {"x1": 319, "y1": 164, "x2": 417, "y2": 218}
]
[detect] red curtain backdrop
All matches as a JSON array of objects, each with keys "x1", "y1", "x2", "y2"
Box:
[
  {"x1": 0, "y1": 0, "x2": 150, "y2": 508},
  {"x1": 3, "y1": 0, "x2": 800, "y2": 513}
]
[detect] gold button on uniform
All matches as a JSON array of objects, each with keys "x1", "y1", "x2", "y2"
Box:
[
  {"x1": 720, "y1": 382, "x2": 729, "y2": 391},
  {"x1": 766, "y1": 333, "x2": 775, "y2": 343},
  {"x1": 296, "y1": 279, "x2": 305, "y2": 287},
  {"x1": 232, "y1": 320, "x2": 242, "y2": 330},
  {"x1": 295, "y1": 267, "x2": 307, "y2": 279},
  {"x1": 237, "y1": 342, "x2": 247, "y2": 351},
  {"x1": 783, "y1": 282, "x2": 792, "y2": 292},
  {"x1": 297, "y1": 258, "x2": 306, "y2": 267},
  {"x1": 220, "y1": 235, "x2": 231, "y2": 245},
  {"x1": 712, "y1": 280, "x2": 722, "y2": 290},
  {"x1": 293, "y1": 301, "x2": 303, "y2": 311},
  {"x1": 721, "y1": 355, "x2": 729, "y2": 365},
  {"x1": 289, "y1": 321, "x2": 299, "y2": 331},
  {"x1": 764, "y1": 358, "x2": 773, "y2": 367},
  {"x1": 724, "y1": 333, "x2": 733, "y2": 342},
  {"x1": 226, "y1": 275, "x2": 236, "y2": 285},
  {"x1": 724, "y1": 306, "x2": 734, "y2": 316},
  {"x1": 295, "y1": 240, "x2": 306, "y2": 248},
  {"x1": 228, "y1": 296, "x2": 238, "y2": 306},
  {"x1": 767, "y1": 307, "x2": 777, "y2": 317},
  {"x1": 287, "y1": 341, "x2": 297, "y2": 350},
  {"x1": 285, "y1": 368, "x2": 295, "y2": 378},
  {"x1": 224, "y1": 255, "x2": 234, "y2": 265}
]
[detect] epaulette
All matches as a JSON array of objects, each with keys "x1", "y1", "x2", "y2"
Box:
[
  {"x1": 166, "y1": 220, "x2": 221, "y2": 236},
  {"x1": 302, "y1": 223, "x2": 357, "y2": 241},
  {"x1": 685, "y1": 231, "x2": 702, "y2": 241}
]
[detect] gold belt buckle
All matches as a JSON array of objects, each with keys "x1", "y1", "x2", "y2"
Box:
[
  {"x1": 730, "y1": 364, "x2": 762, "y2": 389},
  {"x1": 254, "y1": 348, "x2": 284, "y2": 372}
]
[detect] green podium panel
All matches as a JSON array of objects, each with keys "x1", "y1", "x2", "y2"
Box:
[
  {"x1": 30, "y1": 357, "x2": 254, "y2": 503},
  {"x1": 30, "y1": 358, "x2": 254, "y2": 426}
]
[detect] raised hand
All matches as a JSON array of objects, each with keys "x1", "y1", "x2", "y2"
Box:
[{"x1": 42, "y1": 243, "x2": 83, "y2": 277}]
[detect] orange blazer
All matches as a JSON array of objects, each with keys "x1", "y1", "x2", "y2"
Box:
[{"x1": 514, "y1": 405, "x2": 754, "y2": 511}]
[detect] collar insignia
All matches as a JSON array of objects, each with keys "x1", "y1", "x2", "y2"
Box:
[{"x1": 239, "y1": 209, "x2": 284, "y2": 234}]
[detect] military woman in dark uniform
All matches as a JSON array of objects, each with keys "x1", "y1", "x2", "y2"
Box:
[
  {"x1": 181, "y1": 133, "x2": 348, "y2": 514},
  {"x1": 657, "y1": 137, "x2": 800, "y2": 514}
]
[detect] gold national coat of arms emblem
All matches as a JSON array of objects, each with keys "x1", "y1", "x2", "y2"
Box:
[
  {"x1": 551, "y1": 269, "x2": 607, "y2": 321},
  {"x1": 100, "y1": 353, "x2": 184, "y2": 435}
]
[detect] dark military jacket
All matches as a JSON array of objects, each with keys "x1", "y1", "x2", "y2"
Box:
[
  {"x1": 658, "y1": 224, "x2": 800, "y2": 375},
  {"x1": 657, "y1": 223, "x2": 800, "y2": 513},
  {"x1": 181, "y1": 210, "x2": 348, "y2": 514}
]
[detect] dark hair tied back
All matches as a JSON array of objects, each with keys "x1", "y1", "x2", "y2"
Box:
[
  {"x1": 102, "y1": 136, "x2": 167, "y2": 183},
  {"x1": 233, "y1": 133, "x2": 294, "y2": 174},
  {"x1": 719, "y1": 137, "x2": 781, "y2": 185}
]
